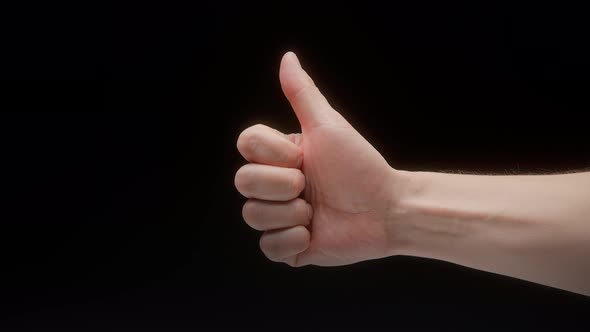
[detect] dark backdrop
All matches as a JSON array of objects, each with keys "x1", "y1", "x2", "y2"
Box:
[{"x1": 2, "y1": 1, "x2": 589, "y2": 330}]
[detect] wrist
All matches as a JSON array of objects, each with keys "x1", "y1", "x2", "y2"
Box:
[
  {"x1": 384, "y1": 169, "x2": 482, "y2": 260},
  {"x1": 383, "y1": 168, "x2": 426, "y2": 257},
  {"x1": 385, "y1": 170, "x2": 541, "y2": 261}
]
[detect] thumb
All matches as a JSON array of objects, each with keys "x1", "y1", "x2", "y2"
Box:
[{"x1": 279, "y1": 52, "x2": 336, "y2": 129}]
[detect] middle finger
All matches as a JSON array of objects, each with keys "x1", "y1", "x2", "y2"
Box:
[{"x1": 235, "y1": 163, "x2": 305, "y2": 201}]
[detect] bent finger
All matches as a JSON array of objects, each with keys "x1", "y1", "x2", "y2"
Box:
[
  {"x1": 259, "y1": 225, "x2": 310, "y2": 262},
  {"x1": 235, "y1": 163, "x2": 305, "y2": 201},
  {"x1": 242, "y1": 198, "x2": 312, "y2": 231},
  {"x1": 237, "y1": 124, "x2": 302, "y2": 168}
]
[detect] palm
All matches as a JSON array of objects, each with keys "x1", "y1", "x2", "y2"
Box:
[{"x1": 296, "y1": 117, "x2": 395, "y2": 266}]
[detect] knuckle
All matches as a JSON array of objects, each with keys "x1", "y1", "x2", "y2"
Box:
[
  {"x1": 236, "y1": 130, "x2": 249, "y2": 154},
  {"x1": 251, "y1": 123, "x2": 267, "y2": 132},
  {"x1": 244, "y1": 133, "x2": 260, "y2": 155},
  {"x1": 292, "y1": 82, "x2": 317, "y2": 101},
  {"x1": 259, "y1": 235, "x2": 280, "y2": 261},
  {"x1": 238, "y1": 124, "x2": 265, "y2": 155},
  {"x1": 234, "y1": 165, "x2": 254, "y2": 196},
  {"x1": 242, "y1": 201, "x2": 263, "y2": 230}
]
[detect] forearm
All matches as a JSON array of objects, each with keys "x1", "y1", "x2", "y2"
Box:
[{"x1": 388, "y1": 169, "x2": 590, "y2": 296}]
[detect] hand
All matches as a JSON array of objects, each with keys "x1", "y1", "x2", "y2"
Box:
[
  {"x1": 235, "y1": 52, "x2": 401, "y2": 267},
  {"x1": 234, "y1": 53, "x2": 590, "y2": 296}
]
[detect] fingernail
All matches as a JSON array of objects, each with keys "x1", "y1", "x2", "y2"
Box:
[
  {"x1": 296, "y1": 153, "x2": 303, "y2": 168},
  {"x1": 306, "y1": 203, "x2": 313, "y2": 220}
]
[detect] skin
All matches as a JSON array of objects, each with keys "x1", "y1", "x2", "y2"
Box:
[{"x1": 234, "y1": 52, "x2": 590, "y2": 296}]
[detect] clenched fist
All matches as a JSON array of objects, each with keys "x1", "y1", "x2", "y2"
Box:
[{"x1": 235, "y1": 52, "x2": 403, "y2": 267}]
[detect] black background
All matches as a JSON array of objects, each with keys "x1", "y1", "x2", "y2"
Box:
[{"x1": 2, "y1": 1, "x2": 590, "y2": 330}]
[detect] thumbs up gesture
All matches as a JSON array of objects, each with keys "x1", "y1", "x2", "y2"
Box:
[{"x1": 235, "y1": 52, "x2": 403, "y2": 267}]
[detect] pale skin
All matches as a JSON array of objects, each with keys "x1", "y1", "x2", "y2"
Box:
[{"x1": 234, "y1": 52, "x2": 590, "y2": 296}]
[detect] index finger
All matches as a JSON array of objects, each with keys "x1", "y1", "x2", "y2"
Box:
[{"x1": 237, "y1": 124, "x2": 302, "y2": 168}]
